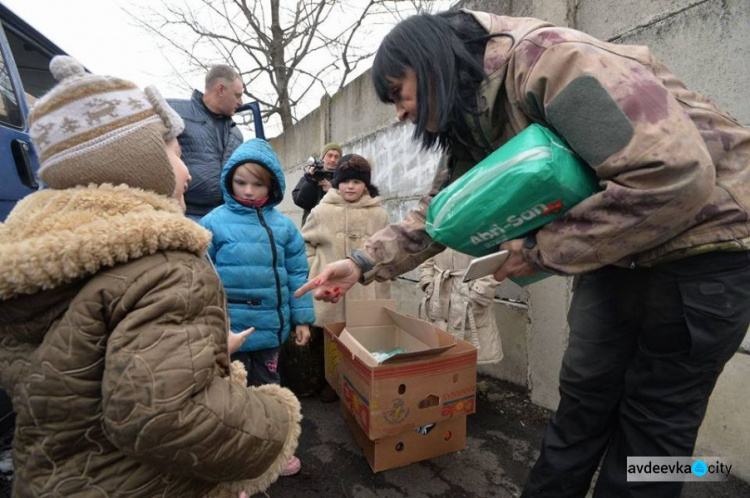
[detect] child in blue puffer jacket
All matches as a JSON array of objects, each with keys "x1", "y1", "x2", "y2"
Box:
[{"x1": 201, "y1": 138, "x2": 314, "y2": 477}]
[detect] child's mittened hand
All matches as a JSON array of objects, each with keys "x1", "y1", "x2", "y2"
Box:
[
  {"x1": 227, "y1": 327, "x2": 254, "y2": 355},
  {"x1": 295, "y1": 325, "x2": 311, "y2": 346}
]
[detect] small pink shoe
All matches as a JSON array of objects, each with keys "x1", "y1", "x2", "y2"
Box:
[{"x1": 280, "y1": 455, "x2": 301, "y2": 477}]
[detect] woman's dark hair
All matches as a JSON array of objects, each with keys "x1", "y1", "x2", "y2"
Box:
[{"x1": 372, "y1": 11, "x2": 490, "y2": 152}]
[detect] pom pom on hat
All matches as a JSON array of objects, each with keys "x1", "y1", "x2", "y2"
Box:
[{"x1": 49, "y1": 55, "x2": 86, "y2": 82}]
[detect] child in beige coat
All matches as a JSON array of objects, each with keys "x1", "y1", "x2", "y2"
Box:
[{"x1": 297, "y1": 154, "x2": 390, "y2": 399}]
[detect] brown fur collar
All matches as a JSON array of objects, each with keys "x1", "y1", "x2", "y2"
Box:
[{"x1": 0, "y1": 185, "x2": 211, "y2": 299}]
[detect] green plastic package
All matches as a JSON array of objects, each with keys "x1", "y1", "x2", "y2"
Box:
[{"x1": 426, "y1": 125, "x2": 600, "y2": 282}]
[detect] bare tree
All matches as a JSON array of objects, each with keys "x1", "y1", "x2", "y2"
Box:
[{"x1": 126, "y1": 0, "x2": 453, "y2": 133}]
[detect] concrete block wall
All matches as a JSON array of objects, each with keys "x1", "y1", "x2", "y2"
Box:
[{"x1": 270, "y1": 0, "x2": 750, "y2": 479}]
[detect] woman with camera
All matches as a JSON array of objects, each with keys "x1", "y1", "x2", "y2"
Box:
[{"x1": 291, "y1": 142, "x2": 342, "y2": 226}]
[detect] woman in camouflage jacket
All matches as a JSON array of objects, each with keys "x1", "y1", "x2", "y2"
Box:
[{"x1": 298, "y1": 9, "x2": 750, "y2": 498}]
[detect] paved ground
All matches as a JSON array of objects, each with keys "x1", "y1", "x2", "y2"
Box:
[
  {"x1": 266, "y1": 378, "x2": 550, "y2": 498},
  {"x1": 1, "y1": 376, "x2": 748, "y2": 497},
  {"x1": 266, "y1": 377, "x2": 750, "y2": 498}
]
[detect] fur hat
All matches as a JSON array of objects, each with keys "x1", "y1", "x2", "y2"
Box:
[
  {"x1": 332, "y1": 154, "x2": 380, "y2": 196},
  {"x1": 321, "y1": 142, "x2": 342, "y2": 158},
  {"x1": 29, "y1": 56, "x2": 184, "y2": 197}
]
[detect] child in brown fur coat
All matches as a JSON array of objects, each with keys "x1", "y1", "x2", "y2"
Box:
[{"x1": 0, "y1": 56, "x2": 300, "y2": 498}]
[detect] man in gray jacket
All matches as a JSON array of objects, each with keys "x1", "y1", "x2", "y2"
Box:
[{"x1": 168, "y1": 65, "x2": 244, "y2": 220}]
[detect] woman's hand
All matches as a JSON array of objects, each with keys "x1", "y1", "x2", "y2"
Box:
[
  {"x1": 295, "y1": 324, "x2": 311, "y2": 346},
  {"x1": 227, "y1": 327, "x2": 254, "y2": 355},
  {"x1": 493, "y1": 239, "x2": 539, "y2": 281},
  {"x1": 295, "y1": 259, "x2": 362, "y2": 303}
]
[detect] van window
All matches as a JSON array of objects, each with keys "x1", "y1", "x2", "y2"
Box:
[{"x1": 0, "y1": 47, "x2": 22, "y2": 128}]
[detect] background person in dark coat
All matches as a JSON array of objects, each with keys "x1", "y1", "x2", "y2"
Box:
[
  {"x1": 168, "y1": 65, "x2": 244, "y2": 221},
  {"x1": 291, "y1": 142, "x2": 342, "y2": 225}
]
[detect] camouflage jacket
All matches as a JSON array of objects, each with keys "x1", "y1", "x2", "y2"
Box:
[{"x1": 355, "y1": 9, "x2": 750, "y2": 282}]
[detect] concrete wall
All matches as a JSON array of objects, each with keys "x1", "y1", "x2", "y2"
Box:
[{"x1": 271, "y1": 0, "x2": 750, "y2": 479}]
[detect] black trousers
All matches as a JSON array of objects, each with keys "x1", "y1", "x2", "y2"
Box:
[
  {"x1": 523, "y1": 251, "x2": 750, "y2": 498},
  {"x1": 232, "y1": 347, "x2": 280, "y2": 387},
  {"x1": 278, "y1": 325, "x2": 326, "y2": 397}
]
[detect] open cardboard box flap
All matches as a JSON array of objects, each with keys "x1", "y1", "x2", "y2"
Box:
[{"x1": 339, "y1": 300, "x2": 456, "y2": 367}]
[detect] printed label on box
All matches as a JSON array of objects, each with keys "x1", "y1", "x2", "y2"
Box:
[
  {"x1": 441, "y1": 386, "x2": 476, "y2": 416},
  {"x1": 326, "y1": 339, "x2": 341, "y2": 380},
  {"x1": 383, "y1": 399, "x2": 410, "y2": 426},
  {"x1": 441, "y1": 394, "x2": 475, "y2": 417},
  {"x1": 342, "y1": 375, "x2": 370, "y2": 433}
]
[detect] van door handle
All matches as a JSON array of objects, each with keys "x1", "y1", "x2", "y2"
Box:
[{"x1": 11, "y1": 139, "x2": 39, "y2": 190}]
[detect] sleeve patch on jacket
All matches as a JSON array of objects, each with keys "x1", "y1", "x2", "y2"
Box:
[{"x1": 544, "y1": 75, "x2": 634, "y2": 167}]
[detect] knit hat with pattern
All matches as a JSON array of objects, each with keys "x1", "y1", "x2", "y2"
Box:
[{"x1": 29, "y1": 56, "x2": 184, "y2": 197}]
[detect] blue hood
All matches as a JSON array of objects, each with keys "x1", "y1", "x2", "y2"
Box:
[{"x1": 220, "y1": 138, "x2": 286, "y2": 210}]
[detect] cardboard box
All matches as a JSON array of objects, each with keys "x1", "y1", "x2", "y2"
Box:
[
  {"x1": 341, "y1": 401, "x2": 467, "y2": 473},
  {"x1": 325, "y1": 300, "x2": 477, "y2": 439},
  {"x1": 336, "y1": 301, "x2": 456, "y2": 367}
]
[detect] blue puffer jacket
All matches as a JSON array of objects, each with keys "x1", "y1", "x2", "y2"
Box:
[
  {"x1": 201, "y1": 139, "x2": 315, "y2": 352},
  {"x1": 167, "y1": 90, "x2": 243, "y2": 217}
]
